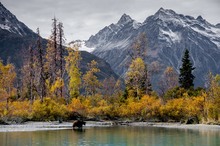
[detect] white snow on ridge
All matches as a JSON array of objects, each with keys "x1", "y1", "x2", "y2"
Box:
[
  {"x1": 0, "y1": 24, "x2": 11, "y2": 32},
  {"x1": 156, "y1": 9, "x2": 219, "y2": 40},
  {"x1": 192, "y1": 26, "x2": 220, "y2": 48},
  {"x1": 79, "y1": 41, "x2": 95, "y2": 52},
  {"x1": 210, "y1": 27, "x2": 220, "y2": 36},
  {"x1": 160, "y1": 29, "x2": 182, "y2": 43},
  {"x1": 133, "y1": 21, "x2": 142, "y2": 29},
  {"x1": 14, "y1": 26, "x2": 23, "y2": 36},
  {"x1": 0, "y1": 23, "x2": 25, "y2": 36},
  {"x1": 69, "y1": 41, "x2": 95, "y2": 53}
]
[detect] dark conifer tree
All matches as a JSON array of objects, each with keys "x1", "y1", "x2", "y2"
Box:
[{"x1": 179, "y1": 49, "x2": 195, "y2": 89}]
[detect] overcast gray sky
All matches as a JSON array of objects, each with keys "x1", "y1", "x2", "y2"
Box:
[{"x1": 1, "y1": 0, "x2": 220, "y2": 42}]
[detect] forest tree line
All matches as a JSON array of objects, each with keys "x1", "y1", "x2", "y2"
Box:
[{"x1": 0, "y1": 19, "x2": 219, "y2": 124}]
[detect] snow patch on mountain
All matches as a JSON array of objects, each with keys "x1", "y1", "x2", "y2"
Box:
[
  {"x1": 86, "y1": 8, "x2": 220, "y2": 88},
  {"x1": 79, "y1": 41, "x2": 95, "y2": 52},
  {"x1": 192, "y1": 26, "x2": 220, "y2": 48},
  {"x1": 159, "y1": 29, "x2": 181, "y2": 43},
  {"x1": 69, "y1": 40, "x2": 95, "y2": 52},
  {"x1": 133, "y1": 20, "x2": 142, "y2": 29},
  {"x1": 0, "y1": 2, "x2": 32, "y2": 36},
  {"x1": 0, "y1": 24, "x2": 11, "y2": 32}
]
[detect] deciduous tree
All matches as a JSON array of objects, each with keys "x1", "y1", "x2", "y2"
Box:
[
  {"x1": 126, "y1": 57, "x2": 146, "y2": 99},
  {"x1": 83, "y1": 60, "x2": 101, "y2": 96},
  {"x1": 206, "y1": 73, "x2": 220, "y2": 121},
  {"x1": 159, "y1": 67, "x2": 179, "y2": 95},
  {"x1": 0, "y1": 60, "x2": 16, "y2": 112},
  {"x1": 65, "y1": 46, "x2": 81, "y2": 99}
]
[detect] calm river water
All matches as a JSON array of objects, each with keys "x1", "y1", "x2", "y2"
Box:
[{"x1": 0, "y1": 126, "x2": 219, "y2": 146}]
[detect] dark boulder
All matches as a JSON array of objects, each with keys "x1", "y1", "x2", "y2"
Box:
[{"x1": 0, "y1": 119, "x2": 9, "y2": 125}]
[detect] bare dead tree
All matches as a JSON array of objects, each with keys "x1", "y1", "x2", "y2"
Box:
[
  {"x1": 36, "y1": 28, "x2": 46, "y2": 102},
  {"x1": 57, "y1": 22, "x2": 65, "y2": 98}
]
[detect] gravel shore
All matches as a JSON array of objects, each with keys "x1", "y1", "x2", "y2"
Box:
[
  {"x1": 0, "y1": 121, "x2": 219, "y2": 132},
  {"x1": 129, "y1": 122, "x2": 220, "y2": 130}
]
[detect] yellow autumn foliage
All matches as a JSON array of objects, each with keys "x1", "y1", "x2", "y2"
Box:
[
  {"x1": 68, "y1": 98, "x2": 88, "y2": 117},
  {"x1": 161, "y1": 98, "x2": 187, "y2": 121},
  {"x1": 185, "y1": 96, "x2": 205, "y2": 118},
  {"x1": 9, "y1": 100, "x2": 31, "y2": 119},
  {"x1": 89, "y1": 99, "x2": 111, "y2": 117},
  {"x1": 119, "y1": 96, "x2": 161, "y2": 120},
  {"x1": 0, "y1": 101, "x2": 7, "y2": 117},
  {"x1": 140, "y1": 95, "x2": 161, "y2": 119},
  {"x1": 50, "y1": 77, "x2": 64, "y2": 95},
  {"x1": 32, "y1": 98, "x2": 67, "y2": 121},
  {"x1": 0, "y1": 89, "x2": 218, "y2": 123}
]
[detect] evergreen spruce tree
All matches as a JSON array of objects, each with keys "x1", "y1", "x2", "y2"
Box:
[{"x1": 179, "y1": 49, "x2": 195, "y2": 89}]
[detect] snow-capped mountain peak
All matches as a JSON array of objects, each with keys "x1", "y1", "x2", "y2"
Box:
[
  {"x1": 117, "y1": 13, "x2": 133, "y2": 25},
  {"x1": 154, "y1": 7, "x2": 178, "y2": 19},
  {"x1": 86, "y1": 8, "x2": 220, "y2": 88}
]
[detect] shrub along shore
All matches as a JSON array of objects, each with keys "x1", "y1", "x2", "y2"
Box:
[{"x1": 0, "y1": 93, "x2": 219, "y2": 125}]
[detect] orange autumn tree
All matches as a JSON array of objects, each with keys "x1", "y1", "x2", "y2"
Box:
[
  {"x1": 0, "y1": 60, "x2": 16, "y2": 117},
  {"x1": 206, "y1": 73, "x2": 220, "y2": 122},
  {"x1": 83, "y1": 60, "x2": 101, "y2": 96},
  {"x1": 126, "y1": 57, "x2": 146, "y2": 99}
]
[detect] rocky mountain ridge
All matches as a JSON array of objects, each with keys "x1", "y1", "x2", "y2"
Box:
[
  {"x1": 86, "y1": 8, "x2": 220, "y2": 88},
  {"x1": 0, "y1": 2, "x2": 118, "y2": 80},
  {"x1": 0, "y1": 2, "x2": 35, "y2": 36}
]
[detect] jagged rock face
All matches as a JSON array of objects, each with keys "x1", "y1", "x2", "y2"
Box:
[
  {"x1": 0, "y1": 2, "x2": 35, "y2": 36},
  {"x1": 86, "y1": 14, "x2": 140, "y2": 78},
  {"x1": 0, "y1": 2, "x2": 38, "y2": 66},
  {"x1": 216, "y1": 23, "x2": 220, "y2": 28},
  {"x1": 87, "y1": 8, "x2": 220, "y2": 88}
]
